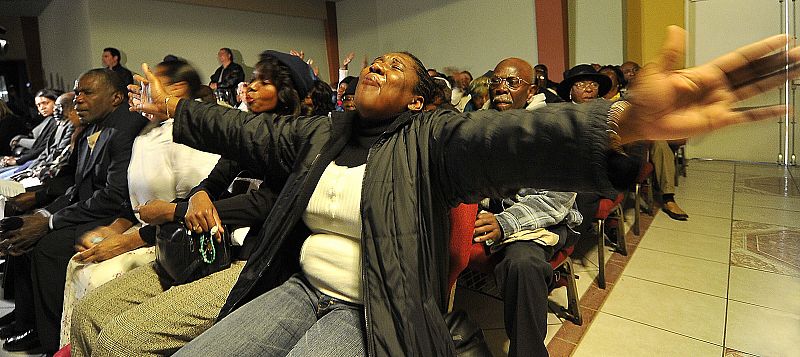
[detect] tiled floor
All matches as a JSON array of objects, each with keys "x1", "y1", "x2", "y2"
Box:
[{"x1": 455, "y1": 160, "x2": 800, "y2": 356}]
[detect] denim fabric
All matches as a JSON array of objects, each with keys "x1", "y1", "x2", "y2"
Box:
[{"x1": 174, "y1": 274, "x2": 366, "y2": 357}]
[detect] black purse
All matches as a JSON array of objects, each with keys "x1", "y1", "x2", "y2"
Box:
[{"x1": 153, "y1": 221, "x2": 232, "y2": 287}]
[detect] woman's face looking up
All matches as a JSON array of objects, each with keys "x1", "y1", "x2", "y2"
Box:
[{"x1": 355, "y1": 52, "x2": 423, "y2": 120}]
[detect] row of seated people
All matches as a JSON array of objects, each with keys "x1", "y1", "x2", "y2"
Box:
[{"x1": 0, "y1": 32, "x2": 771, "y2": 356}]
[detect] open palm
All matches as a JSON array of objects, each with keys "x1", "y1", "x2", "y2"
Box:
[{"x1": 620, "y1": 26, "x2": 800, "y2": 143}]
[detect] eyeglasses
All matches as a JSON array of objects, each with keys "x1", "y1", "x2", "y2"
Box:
[
  {"x1": 489, "y1": 76, "x2": 531, "y2": 89},
  {"x1": 573, "y1": 81, "x2": 600, "y2": 90}
]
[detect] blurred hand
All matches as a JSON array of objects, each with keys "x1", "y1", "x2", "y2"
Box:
[
  {"x1": 136, "y1": 199, "x2": 176, "y2": 225},
  {"x1": 184, "y1": 191, "x2": 223, "y2": 241},
  {"x1": 74, "y1": 225, "x2": 119, "y2": 252},
  {"x1": 473, "y1": 212, "x2": 502, "y2": 243},
  {"x1": 341, "y1": 52, "x2": 355, "y2": 69},
  {"x1": 0, "y1": 213, "x2": 50, "y2": 256},
  {"x1": 619, "y1": 26, "x2": 800, "y2": 143},
  {"x1": 210, "y1": 83, "x2": 218, "y2": 90},
  {"x1": 127, "y1": 65, "x2": 170, "y2": 118}
]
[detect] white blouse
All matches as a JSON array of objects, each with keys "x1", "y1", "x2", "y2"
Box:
[
  {"x1": 300, "y1": 162, "x2": 365, "y2": 304},
  {"x1": 127, "y1": 120, "x2": 220, "y2": 224}
]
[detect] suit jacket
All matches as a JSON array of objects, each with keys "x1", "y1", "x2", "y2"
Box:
[
  {"x1": 45, "y1": 105, "x2": 148, "y2": 230},
  {"x1": 17, "y1": 115, "x2": 58, "y2": 164}
]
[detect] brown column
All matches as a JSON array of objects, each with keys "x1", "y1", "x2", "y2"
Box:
[
  {"x1": 534, "y1": 0, "x2": 569, "y2": 81},
  {"x1": 324, "y1": 1, "x2": 340, "y2": 85},
  {"x1": 20, "y1": 16, "x2": 45, "y2": 91}
]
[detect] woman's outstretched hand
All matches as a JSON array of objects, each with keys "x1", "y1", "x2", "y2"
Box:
[
  {"x1": 127, "y1": 63, "x2": 173, "y2": 120},
  {"x1": 618, "y1": 26, "x2": 800, "y2": 143}
]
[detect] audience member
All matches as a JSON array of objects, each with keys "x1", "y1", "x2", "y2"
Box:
[
  {"x1": 451, "y1": 71, "x2": 473, "y2": 111},
  {"x1": 57, "y1": 59, "x2": 219, "y2": 351},
  {"x1": 478, "y1": 57, "x2": 582, "y2": 357},
  {"x1": 1, "y1": 89, "x2": 62, "y2": 176},
  {"x1": 303, "y1": 80, "x2": 335, "y2": 116},
  {"x1": 0, "y1": 100, "x2": 27, "y2": 157},
  {"x1": 209, "y1": 48, "x2": 245, "y2": 106},
  {"x1": 620, "y1": 61, "x2": 641, "y2": 88},
  {"x1": 69, "y1": 50, "x2": 310, "y2": 357},
  {"x1": 101, "y1": 47, "x2": 134, "y2": 87},
  {"x1": 556, "y1": 64, "x2": 611, "y2": 103},
  {"x1": 533, "y1": 64, "x2": 561, "y2": 103},
  {"x1": 490, "y1": 58, "x2": 545, "y2": 111},
  {"x1": 0, "y1": 69, "x2": 148, "y2": 354},
  {"x1": 463, "y1": 76, "x2": 489, "y2": 112},
  {"x1": 0, "y1": 92, "x2": 78, "y2": 196},
  {"x1": 342, "y1": 77, "x2": 358, "y2": 112},
  {"x1": 426, "y1": 76, "x2": 456, "y2": 111},
  {"x1": 599, "y1": 65, "x2": 626, "y2": 101},
  {"x1": 336, "y1": 76, "x2": 357, "y2": 111}
]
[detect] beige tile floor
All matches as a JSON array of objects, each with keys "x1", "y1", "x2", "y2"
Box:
[{"x1": 573, "y1": 160, "x2": 800, "y2": 357}]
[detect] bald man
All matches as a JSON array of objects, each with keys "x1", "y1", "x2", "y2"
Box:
[
  {"x1": 489, "y1": 57, "x2": 546, "y2": 111},
  {"x1": 473, "y1": 57, "x2": 582, "y2": 357}
]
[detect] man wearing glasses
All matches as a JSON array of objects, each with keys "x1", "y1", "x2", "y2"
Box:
[{"x1": 473, "y1": 57, "x2": 582, "y2": 357}]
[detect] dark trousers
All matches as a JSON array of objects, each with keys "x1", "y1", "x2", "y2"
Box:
[
  {"x1": 494, "y1": 241, "x2": 555, "y2": 357},
  {"x1": 13, "y1": 218, "x2": 112, "y2": 352}
]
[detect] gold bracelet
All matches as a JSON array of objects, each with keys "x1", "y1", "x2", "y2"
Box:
[
  {"x1": 165, "y1": 96, "x2": 173, "y2": 118},
  {"x1": 607, "y1": 100, "x2": 630, "y2": 154}
]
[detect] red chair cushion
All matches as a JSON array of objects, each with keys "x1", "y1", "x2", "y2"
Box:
[
  {"x1": 637, "y1": 162, "x2": 654, "y2": 183},
  {"x1": 448, "y1": 203, "x2": 479, "y2": 290},
  {"x1": 595, "y1": 193, "x2": 624, "y2": 219}
]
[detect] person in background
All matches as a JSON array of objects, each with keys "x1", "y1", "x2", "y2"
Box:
[
  {"x1": 463, "y1": 76, "x2": 489, "y2": 112},
  {"x1": 303, "y1": 80, "x2": 335, "y2": 116},
  {"x1": 533, "y1": 64, "x2": 561, "y2": 103},
  {"x1": 599, "y1": 65, "x2": 626, "y2": 101},
  {"x1": 620, "y1": 61, "x2": 641, "y2": 91},
  {"x1": 480, "y1": 57, "x2": 582, "y2": 356},
  {"x1": 1, "y1": 89, "x2": 62, "y2": 176},
  {"x1": 342, "y1": 78, "x2": 358, "y2": 112},
  {"x1": 0, "y1": 100, "x2": 27, "y2": 157},
  {"x1": 209, "y1": 48, "x2": 245, "y2": 106},
  {"x1": 101, "y1": 47, "x2": 134, "y2": 87}
]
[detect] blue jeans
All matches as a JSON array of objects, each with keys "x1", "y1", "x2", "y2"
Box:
[{"x1": 174, "y1": 274, "x2": 367, "y2": 357}]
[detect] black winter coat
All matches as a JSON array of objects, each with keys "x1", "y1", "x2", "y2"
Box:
[{"x1": 172, "y1": 98, "x2": 616, "y2": 356}]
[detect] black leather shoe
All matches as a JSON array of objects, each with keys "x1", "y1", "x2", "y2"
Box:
[
  {"x1": 2, "y1": 329, "x2": 40, "y2": 352},
  {"x1": 0, "y1": 309, "x2": 14, "y2": 327},
  {"x1": 0, "y1": 323, "x2": 19, "y2": 339}
]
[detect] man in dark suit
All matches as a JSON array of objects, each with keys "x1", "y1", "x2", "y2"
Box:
[{"x1": 0, "y1": 68, "x2": 147, "y2": 353}]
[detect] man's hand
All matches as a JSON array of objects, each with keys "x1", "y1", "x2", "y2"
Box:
[
  {"x1": 473, "y1": 212, "x2": 502, "y2": 243},
  {"x1": 184, "y1": 191, "x2": 223, "y2": 240},
  {"x1": 6, "y1": 192, "x2": 37, "y2": 215},
  {"x1": 1, "y1": 157, "x2": 16, "y2": 167},
  {"x1": 209, "y1": 82, "x2": 218, "y2": 90},
  {"x1": 137, "y1": 199, "x2": 176, "y2": 225},
  {"x1": 0, "y1": 213, "x2": 50, "y2": 256},
  {"x1": 73, "y1": 232, "x2": 144, "y2": 263}
]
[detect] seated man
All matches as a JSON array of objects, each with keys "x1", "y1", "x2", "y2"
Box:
[
  {"x1": 1, "y1": 89, "x2": 62, "y2": 176},
  {"x1": 0, "y1": 92, "x2": 79, "y2": 196},
  {"x1": 0, "y1": 68, "x2": 148, "y2": 354},
  {"x1": 472, "y1": 57, "x2": 582, "y2": 357}
]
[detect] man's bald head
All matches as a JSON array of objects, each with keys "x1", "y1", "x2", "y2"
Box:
[{"x1": 490, "y1": 57, "x2": 537, "y2": 111}]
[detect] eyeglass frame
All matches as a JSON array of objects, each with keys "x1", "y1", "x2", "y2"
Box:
[
  {"x1": 489, "y1": 76, "x2": 532, "y2": 89},
  {"x1": 572, "y1": 80, "x2": 600, "y2": 90}
]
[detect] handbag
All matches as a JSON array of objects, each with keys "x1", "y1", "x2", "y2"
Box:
[{"x1": 153, "y1": 221, "x2": 232, "y2": 287}]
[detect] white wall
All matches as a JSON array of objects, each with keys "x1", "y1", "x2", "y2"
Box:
[
  {"x1": 38, "y1": 0, "x2": 329, "y2": 91},
  {"x1": 686, "y1": 0, "x2": 786, "y2": 163},
  {"x1": 337, "y1": 0, "x2": 538, "y2": 76},
  {"x1": 569, "y1": 0, "x2": 624, "y2": 66},
  {"x1": 38, "y1": 0, "x2": 93, "y2": 91}
]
